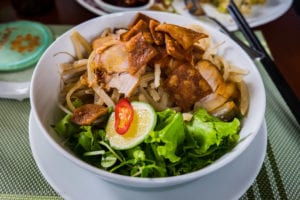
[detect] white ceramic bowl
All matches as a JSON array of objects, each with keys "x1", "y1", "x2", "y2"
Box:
[
  {"x1": 30, "y1": 11, "x2": 266, "y2": 189},
  {"x1": 94, "y1": 0, "x2": 155, "y2": 13}
]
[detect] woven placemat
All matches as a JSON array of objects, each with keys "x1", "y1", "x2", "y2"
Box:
[{"x1": 0, "y1": 27, "x2": 299, "y2": 200}]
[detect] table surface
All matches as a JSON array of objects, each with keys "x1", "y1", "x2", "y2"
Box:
[{"x1": 1, "y1": 0, "x2": 299, "y2": 99}]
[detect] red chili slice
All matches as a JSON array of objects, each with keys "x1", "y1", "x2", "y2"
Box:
[{"x1": 114, "y1": 98, "x2": 134, "y2": 135}]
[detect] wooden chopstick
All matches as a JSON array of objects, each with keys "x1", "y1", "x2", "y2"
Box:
[{"x1": 228, "y1": 0, "x2": 300, "y2": 125}]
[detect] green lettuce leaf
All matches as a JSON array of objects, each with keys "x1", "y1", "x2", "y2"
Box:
[
  {"x1": 54, "y1": 114, "x2": 79, "y2": 138},
  {"x1": 185, "y1": 108, "x2": 240, "y2": 156},
  {"x1": 54, "y1": 106, "x2": 241, "y2": 178},
  {"x1": 146, "y1": 109, "x2": 185, "y2": 163}
]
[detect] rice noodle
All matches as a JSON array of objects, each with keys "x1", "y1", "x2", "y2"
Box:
[
  {"x1": 71, "y1": 31, "x2": 92, "y2": 58},
  {"x1": 138, "y1": 93, "x2": 148, "y2": 103},
  {"x1": 147, "y1": 88, "x2": 160, "y2": 102},
  {"x1": 66, "y1": 80, "x2": 83, "y2": 111},
  {"x1": 86, "y1": 51, "x2": 97, "y2": 87},
  {"x1": 94, "y1": 93, "x2": 104, "y2": 105},
  {"x1": 139, "y1": 86, "x2": 166, "y2": 111},
  {"x1": 140, "y1": 73, "x2": 155, "y2": 87},
  {"x1": 70, "y1": 32, "x2": 83, "y2": 59},
  {"x1": 93, "y1": 85, "x2": 115, "y2": 108},
  {"x1": 58, "y1": 103, "x2": 73, "y2": 115},
  {"x1": 111, "y1": 88, "x2": 121, "y2": 103},
  {"x1": 154, "y1": 64, "x2": 161, "y2": 88},
  {"x1": 73, "y1": 59, "x2": 88, "y2": 67},
  {"x1": 61, "y1": 65, "x2": 86, "y2": 77},
  {"x1": 237, "y1": 80, "x2": 249, "y2": 116}
]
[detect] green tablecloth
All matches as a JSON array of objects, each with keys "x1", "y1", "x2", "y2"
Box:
[{"x1": 0, "y1": 26, "x2": 299, "y2": 200}]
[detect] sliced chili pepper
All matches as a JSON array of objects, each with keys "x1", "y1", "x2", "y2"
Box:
[{"x1": 114, "y1": 98, "x2": 134, "y2": 135}]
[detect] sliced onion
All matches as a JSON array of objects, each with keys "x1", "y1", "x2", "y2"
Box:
[
  {"x1": 196, "y1": 93, "x2": 227, "y2": 112},
  {"x1": 237, "y1": 80, "x2": 249, "y2": 116}
]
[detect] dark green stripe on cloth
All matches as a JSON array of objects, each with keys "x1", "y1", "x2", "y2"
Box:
[
  {"x1": 257, "y1": 162, "x2": 275, "y2": 199},
  {"x1": 266, "y1": 140, "x2": 288, "y2": 200},
  {"x1": 246, "y1": 186, "x2": 255, "y2": 199}
]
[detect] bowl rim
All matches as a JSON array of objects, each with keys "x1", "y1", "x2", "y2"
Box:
[
  {"x1": 94, "y1": 0, "x2": 155, "y2": 12},
  {"x1": 30, "y1": 10, "x2": 266, "y2": 188}
]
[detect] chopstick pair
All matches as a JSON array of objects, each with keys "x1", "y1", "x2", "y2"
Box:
[{"x1": 227, "y1": 0, "x2": 300, "y2": 125}]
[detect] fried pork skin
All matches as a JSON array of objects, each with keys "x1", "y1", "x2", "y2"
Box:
[
  {"x1": 155, "y1": 23, "x2": 208, "y2": 50},
  {"x1": 87, "y1": 13, "x2": 243, "y2": 116}
]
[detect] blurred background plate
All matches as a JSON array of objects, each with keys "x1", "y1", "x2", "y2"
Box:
[
  {"x1": 172, "y1": 0, "x2": 293, "y2": 31},
  {"x1": 75, "y1": 0, "x2": 109, "y2": 15},
  {"x1": 75, "y1": 0, "x2": 175, "y2": 15},
  {"x1": 94, "y1": 0, "x2": 155, "y2": 13}
]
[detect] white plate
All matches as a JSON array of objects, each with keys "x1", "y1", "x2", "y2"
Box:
[
  {"x1": 29, "y1": 111, "x2": 267, "y2": 200},
  {"x1": 75, "y1": 0, "x2": 109, "y2": 15},
  {"x1": 0, "y1": 66, "x2": 34, "y2": 100},
  {"x1": 0, "y1": 81, "x2": 30, "y2": 101},
  {"x1": 172, "y1": 0, "x2": 293, "y2": 31}
]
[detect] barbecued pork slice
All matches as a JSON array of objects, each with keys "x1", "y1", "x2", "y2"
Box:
[
  {"x1": 94, "y1": 43, "x2": 130, "y2": 74},
  {"x1": 107, "y1": 66, "x2": 146, "y2": 97}
]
